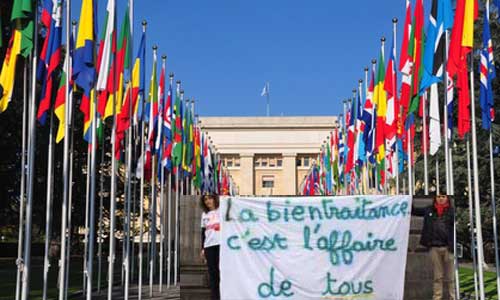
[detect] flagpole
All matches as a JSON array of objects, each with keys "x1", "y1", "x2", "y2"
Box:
[
  {"x1": 266, "y1": 82, "x2": 270, "y2": 117},
  {"x1": 107, "y1": 8, "x2": 120, "y2": 298},
  {"x1": 158, "y1": 54, "x2": 167, "y2": 293},
  {"x1": 485, "y1": 4, "x2": 500, "y2": 297},
  {"x1": 393, "y1": 17, "x2": 399, "y2": 195},
  {"x1": 137, "y1": 20, "x2": 147, "y2": 300},
  {"x1": 20, "y1": 0, "x2": 40, "y2": 296},
  {"x1": 64, "y1": 98, "x2": 75, "y2": 300},
  {"x1": 371, "y1": 59, "x2": 378, "y2": 194},
  {"x1": 466, "y1": 136, "x2": 480, "y2": 300},
  {"x1": 363, "y1": 67, "x2": 369, "y2": 193},
  {"x1": 85, "y1": 89, "x2": 98, "y2": 300},
  {"x1": 167, "y1": 73, "x2": 174, "y2": 289},
  {"x1": 15, "y1": 60, "x2": 28, "y2": 300},
  {"x1": 149, "y1": 45, "x2": 159, "y2": 298},
  {"x1": 57, "y1": 15, "x2": 73, "y2": 299},
  {"x1": 127, "y1": 0, "x2": 135, "y2": 288},
  {"x1": 97, "y1": 135, "x2": 105, "y2": 294},
  {"x1": 435, "y1": 158, "x2": 440, "y2": 195},
  {"x1": 342, "y1": 100, "x2": 347, "y2": 195},
  {"x1": 470, "y1": 51, "x2": 486, "y2": 300},
  {"x1": 422, "y1": 91, "x2": 429, "y2": 195},
  {"x1": 42, "y1": 106, "x2": 56, "y2": 300},
  {"x1": 82, "y1": 145, "x2": 91, "y2": 297},
  {"x1": 175, "y1": 89, "x2": 185, "y2": 286}
]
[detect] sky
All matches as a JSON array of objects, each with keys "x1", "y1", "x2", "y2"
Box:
[{"x1": 69, "y1": 0, "x2": 434, "y2": 117}]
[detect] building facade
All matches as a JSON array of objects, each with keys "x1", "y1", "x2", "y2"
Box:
[{"x1": 199, "y1": 116, "x2": 338, "y2": 196}]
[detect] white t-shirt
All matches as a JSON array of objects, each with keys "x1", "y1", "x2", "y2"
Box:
[{"x1": 201, "y1": 208, "x2": 220, "y2": 248}]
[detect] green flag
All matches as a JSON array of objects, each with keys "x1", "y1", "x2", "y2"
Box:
[
  {"x1": 11, "y1": 0, "x2": 34, "y2": 58},
  {"x1": 171, "y1": 85, "x2": 183, "y2": 168}
]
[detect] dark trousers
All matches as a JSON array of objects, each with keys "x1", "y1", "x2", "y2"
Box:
[{"x1": 205, "y1": 245, "x2": 220, "y2": 300}]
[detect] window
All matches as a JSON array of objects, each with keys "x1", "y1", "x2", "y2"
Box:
[
  {"x1": 221, "y1": 154, "x2": 240, "y2": 168},
  {"x1": 254, "y1": 159, "x2": 260, "y2": 167},
  {"x1": 269, "y1": 158, "x2": 276, "y2": 167},
  {"x1": 296, "y1": 158, "x2": 302, "y2": 167},
  {"x1": 304, "y1": 157, "x2": 310, "y2": 167},
  {"x1": 262, "y1": 176, "x2": 274, "y2": 188},
  {"x1": 255, "y1": 155, "x2": 283, "y2": 168}
]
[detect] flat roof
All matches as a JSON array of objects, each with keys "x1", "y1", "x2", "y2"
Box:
[{"x1": 199, "y1": 116, "x2": 338, "y2": 129}]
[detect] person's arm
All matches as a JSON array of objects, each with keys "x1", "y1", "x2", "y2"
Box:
[{"x1": 201, "y1": 228, "x2": 206, "y2": 249}]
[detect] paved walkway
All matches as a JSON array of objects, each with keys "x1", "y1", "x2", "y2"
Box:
[{"x1": 73, "y1": 285, "x2": 180, "y2": 300}]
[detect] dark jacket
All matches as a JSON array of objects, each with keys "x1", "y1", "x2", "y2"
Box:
[{"x1": 412, "y1": 204, "x2": 455, "y2": 252}]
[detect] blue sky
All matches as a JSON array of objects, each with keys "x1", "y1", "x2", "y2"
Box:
[{"x1": 70, "y1": 0, "x2": 433, "y2": 117}]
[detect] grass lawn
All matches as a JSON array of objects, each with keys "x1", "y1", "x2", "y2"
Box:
[
  {"x1": 0, "y1": 257, "x2": 110, "y2": 300},
  {"x1": 460, "y1": 267, "x2": 499, "y2": 300}
]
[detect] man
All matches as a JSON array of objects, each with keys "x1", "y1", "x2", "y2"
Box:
[{"x1": 412, "y1": 194, "x2": 456, "y2": 300}]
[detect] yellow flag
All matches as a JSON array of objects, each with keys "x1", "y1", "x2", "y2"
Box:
[{"x1": 0, "y1": 30, "x2": 22, "y2": 113}]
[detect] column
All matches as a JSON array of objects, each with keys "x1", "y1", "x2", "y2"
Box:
[
  {"x1": 282, "y1": 153, "x2": 297, "y2": 195},
  {"x1": 239, "y1": 153, "x2": 254, "y2": 195}
]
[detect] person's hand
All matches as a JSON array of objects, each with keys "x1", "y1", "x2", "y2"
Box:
[{"x1": 200, "y1": 249, "x2": 206, "y2": 263}]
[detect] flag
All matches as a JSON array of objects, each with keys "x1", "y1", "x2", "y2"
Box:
[
  {"x1": 384, "y1": 37, "x2": 397, "y2": 154},
  {"x1": 408, "y1": 0, "x2": 424, "y2": 116},
  {"x1": 54, "y1": 34, "x2": 73, "y2": 143},
  {"x1": 345, "y1": 98, "x2": 356, "y2": 173},
  {"x1": 374, "y1": 44, "x2": 386, "y2": 163},
  {"x1": 420, "y1": 0, "x2": 453, "y2": 93},
  {"x1": 96, "y1": 0, "x2": 115, "y2": 120},
  {"x1": 144, "y1": 49, "x2": 158, "y2": 178},
  {"x1": 362, "y1": 66, "x2": 376, "y2": 164},
  {"x1": 182, "y1": 99, "x2": 194, "y2": 174},
  {"x1": 37, "y1": 0, "x2": 63, "y2": 124},
  {"x1": 104, "y1": 8, "x2": 130, "y2": 120},
  {"x1": 155, "y1": 58, "x2": 166, "y2": 177},
  {"x1": 171, "y1": 82, "x2": 183, "y2": 169},
  {"x1": 161, "y1": 75, "x2": 173, "y2": 171},
  {"x1": 11, "y1": 0, "x2": 34, "y2": 57},
  {"x1": 0, "y1": 0, "x2": 34, "y2": 112},
  {"x1": 398, "y1": 0, "x2": 413, "y2": 133},
  {"x1": 480, "y1": 5, "x2": 496, "y2": 131},
  {"x1": 429, "y1": 83, "x2": 441, "y2": 155},
  {"x1": 447, "y1": 0, "x2": 478, "y2": 139},
  {"x1": 261, "y1": 82, "x2": 269, "y2": 96},
  {"x1": 115, "y1": 31, "x2": 144, "y2": 159},
  {"x1": 74, "y1": 0, "x2": 96, "y2": 141}
]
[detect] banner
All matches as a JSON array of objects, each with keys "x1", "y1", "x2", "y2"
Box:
[{"x1": 220, "y1": 195, "x2": 412, "y2": 300}]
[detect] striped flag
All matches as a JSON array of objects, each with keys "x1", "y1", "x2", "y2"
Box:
[
  {"x1": 37, "y1": 0, "x2": 63, "y2": 125},
  {"x1": 480, "y1": 3, "x2": 496, "y2": 130}
]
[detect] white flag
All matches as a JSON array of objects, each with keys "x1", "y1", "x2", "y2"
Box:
[
  {"x1": 261, "y1": 82, "x2": 269, "y2": 96},
  {"x1": 429, "y1": 83, "x2": 441, "y2": 156}
]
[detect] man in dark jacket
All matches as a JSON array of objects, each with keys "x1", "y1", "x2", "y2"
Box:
[{"x1": 412, "y1": 194, "x2": 455, "y2": 300}]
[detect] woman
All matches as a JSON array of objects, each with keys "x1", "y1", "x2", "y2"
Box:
[
  {"x1": 200, "y1": 194, "x2": 221, "y2": 300},
  {"x1": 412, "y1": 194, "x2": 456, "y2": 300}
]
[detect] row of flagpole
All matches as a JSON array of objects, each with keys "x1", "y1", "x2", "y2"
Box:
[
  {"x1": 299, "y1": 1, "x2": 500, "y2": 299},
  {"x1": 0, "y1": 0, "x2": 238, "y2": 299}
]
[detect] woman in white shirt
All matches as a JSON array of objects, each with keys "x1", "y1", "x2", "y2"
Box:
[{"x1": 200, "y1": 195, "x2": 221, "y2": 300}]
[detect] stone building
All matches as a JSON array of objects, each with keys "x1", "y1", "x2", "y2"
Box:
[{"x1": 199, "y1": 116, "x2": 338, "y2": 196}]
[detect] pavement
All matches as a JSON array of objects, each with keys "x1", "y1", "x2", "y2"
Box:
[{"x1": 72, "y1": 284, "x2": 180, "y2": 300}]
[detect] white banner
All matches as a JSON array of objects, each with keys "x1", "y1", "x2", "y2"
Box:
[{"x1": 220, "y1": 195, "x2": 412, "y2": 300}]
